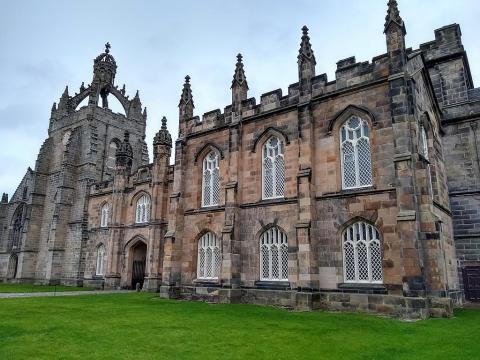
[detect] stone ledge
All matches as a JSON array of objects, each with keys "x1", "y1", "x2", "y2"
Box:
[{"x1": 172, "y1": 286, "x2": 454, "y2": 319}]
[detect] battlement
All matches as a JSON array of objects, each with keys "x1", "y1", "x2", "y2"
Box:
[
  {"x1": 420, "y1": 24, "x2": 464, "y2": 61},
  {"x1": 182, "y1": 52, "x2": 389, "y2": 137}
]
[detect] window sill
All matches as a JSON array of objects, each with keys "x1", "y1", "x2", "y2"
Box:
[
  {"x1": 194, "y1": 279, "x2": 220, "y2": 286},
  {"x1": 337, "y1": 283, "x2": 387, "y2": 294},
  {"x1": 254, "y1": 281, "x2": 291, "y2": 290},
  {"x1": 240, "y1": 197, "x2": 297, "y2": 209},
  {"x1": 185, "y1": 206, "x2": 225, "y2": 215}
]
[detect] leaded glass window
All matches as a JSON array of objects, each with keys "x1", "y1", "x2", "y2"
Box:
[
  {"x1": 135, "y1": 195, "x2": 151, "y2": 224},
  {"x1": 100, "y1": 203, "x2": 110, "y2": 228},
  {"x1": 197, "y1": 232, "x2": 221, "y2": 280},
  {"x1": 340, "y1": 117, "x2": 372, "y2": 189},
  {"x1": 262, "y1": 137, "x2": 285, "y2": 199},
  {"x1": 343, "y1": 221, "x2": 383, "y2": 283},
  {"x1": 260, "y1": 227, "x2": 288, "y2": 281},
  {"x1": 202, "y1": 151, "x2": 220, "y2": 207}
]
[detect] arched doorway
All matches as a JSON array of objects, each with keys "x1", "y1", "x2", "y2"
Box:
[{"x1": 131, "y1": 241, "x2": 147, "y2": 289}]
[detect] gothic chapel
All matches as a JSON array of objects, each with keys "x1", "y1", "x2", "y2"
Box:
[{"x1": 1, "y1": 1, "x2": 480, "y2": 319}]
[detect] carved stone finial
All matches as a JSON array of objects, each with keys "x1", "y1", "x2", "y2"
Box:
[
  {"x1": 384, "y1": 0, "x2": 406, "y2": 34},
  {"x1": 179, "y1": 75, "x2": 194, "y2": 108},
  {"x1": 298, "y1": 25, "x2": 316, "y2": 63},
  {"x1": 232, "y1": 53, "x2": 248, "y2": 89},
  {"x1": 1, "y1": 193, "x2": 8, "y2": 203},
  {"x1": 105, "y1": 42, "x2": 111, "y2": 54},
  {"x1": 154, "y1": 116, "x2": 172, "y2": 148}
]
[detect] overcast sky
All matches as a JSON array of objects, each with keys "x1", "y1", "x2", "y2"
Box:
[{"x1": 0, "y1": 0, "x2": 478, "y2": 197}]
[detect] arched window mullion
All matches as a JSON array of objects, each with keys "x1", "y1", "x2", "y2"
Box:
[
  {"x1": 197, "y1": 232, "x2": 221, "y2": 280},
  {"x1": 342, "y1": 221, "x2": 383, "y2": 284}
]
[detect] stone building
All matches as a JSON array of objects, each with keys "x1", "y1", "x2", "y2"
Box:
[{"x1": 1, "y1": 1, "x2": 479, "y2": 318}]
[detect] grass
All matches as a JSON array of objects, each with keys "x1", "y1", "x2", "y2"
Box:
[
  {"x1": 0, "y1": 293, "x2": 479, "y2": 359},
  {"x1": 0, "y1": 283, "x2": 93, "y2": 293}
]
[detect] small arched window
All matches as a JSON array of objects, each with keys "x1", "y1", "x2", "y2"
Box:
[
  {"x1": 135, "y1": 195, "x2": 151, "y2": 224},
  {"x1": 197, "y1": 232, "x2": 221, "y2": 280},
  {"x1": 260, "y1": 227, "x2": 288, "y2": 281},
  {"x1": 262, "y1": 137, "x2": 285, "y2": 199},
  {"x1": 202, "y1": 151, "x2": 220, "y2": 207},
  {"x1": 340, "y1": 117, "x2": 372, "y2": 189},
  {"x1": 343, "y1": 221, "x2": 383, "y2": 283},
  {"x1": 96, "y1": 244, "x2": 106, "y2": 276},
  {"x1": 100, "y1": 203, "x2": 110, "y2": 228},
  {"x1": 419, "y1": 125, "x2": 429, "y2": 159}
]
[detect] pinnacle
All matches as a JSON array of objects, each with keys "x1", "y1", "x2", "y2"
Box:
[{"x1": 161, "y1": 116, "x2": 167, "y2": 129}]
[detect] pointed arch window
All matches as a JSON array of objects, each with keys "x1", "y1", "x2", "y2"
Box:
[
  {"x1": 343, "y1": 221, "x2": 383, "y2": 284},
  {"x1": 96, "y1": 244, "x2": 106, "y2": 277},
  {"x1": 135, "y1": 195, "x2": 151, "y2": 224},
  {"x1": 202, "y1": 151, "x2": 220, "y2": 207},
  {"x1": 100, "y1": 203, "x2": 110, "y2": 228},
  {"x1": 262, "y1": 136, "x2": 285, "y2": 199},
  {"x1": 197, "y1": 232, "x2": 221, "y2": 280},
  {"x1": 260, "y1": 227, "x2": 288, "y2": 281},
  {"x1": 340, "y1": 117, "x2": 372, "y2": 189}
]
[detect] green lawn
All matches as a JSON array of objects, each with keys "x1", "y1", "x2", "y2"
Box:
[
  {"x1": 0, "y1": 283, "x2": 92, "y2": 293},
  {"x1": 0, "y1": 293, "x2": 478, "y2": 359}
]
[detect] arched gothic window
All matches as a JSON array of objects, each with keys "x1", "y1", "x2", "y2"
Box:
[
  {"x1": 262, "y1": 137, "x2": 285, "y2": 199},
  {"x1": 419, "y1": 125, "x2": 429, "y2": 159},
  {"x1": 340, "y1": 117, "x2": 372, "y2": 189},
  {"x1": 7, "y1": 254, "x2": 18, "y2": 279},
  {"x1": 260, "y1": 227, "x2": 288, "y2": 281},
  {"x1": 202, "y1": 151, "x2": 220, "y2": 207},
  {"x1": 100, "y1": 203, "x2": 110, "y2": 228},
  {"x1": 135, "y1": 195, "x2": 150, "y2": 224},
  {"x1": 96, "y1": 244, "x2": 106, "y2": 276},
  {"x1": 197, "y1": 232, "x2": 221, "y2": 280},
  {"x1": 343, "y1": 221, "x2": 383, "y2": 283}
]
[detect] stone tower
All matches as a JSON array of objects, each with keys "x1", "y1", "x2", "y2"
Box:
[{"x1": 0, "y1": 44, "x2": 149, "y2": 285}]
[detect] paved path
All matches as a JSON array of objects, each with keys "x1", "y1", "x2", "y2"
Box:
[{"x1": 0, "y1": 290, "x2": 134, "y2": 298}]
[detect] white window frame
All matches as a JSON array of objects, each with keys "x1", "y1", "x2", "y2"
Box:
[
  {"x1": 262, "y1": 136, "x2": 285, "y2": 200},
  {"x1": 342, "y1": 221, "x2": 383, "y2": 284},
  {"x1": 197, "y1": 232, "x2": 221, "y2": 280},
  {"x1": 100, "y1": 203, "x2": 109, "y2": 228},
  {"x1": 340, "y1": 116, "x2": 373, "y2": 190},
  {"x1": 201, "y1": 151, "x2": 220, "y2": 207},
  {"x1": 96, "y1": 244, "x2": 106, "y2": 277},
  {"x1": 260, "y1": 227, "x2": 288, "y2": 281},
  {"x1": 135, "y1": 195, "x2": 151, "y2": 224}
]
